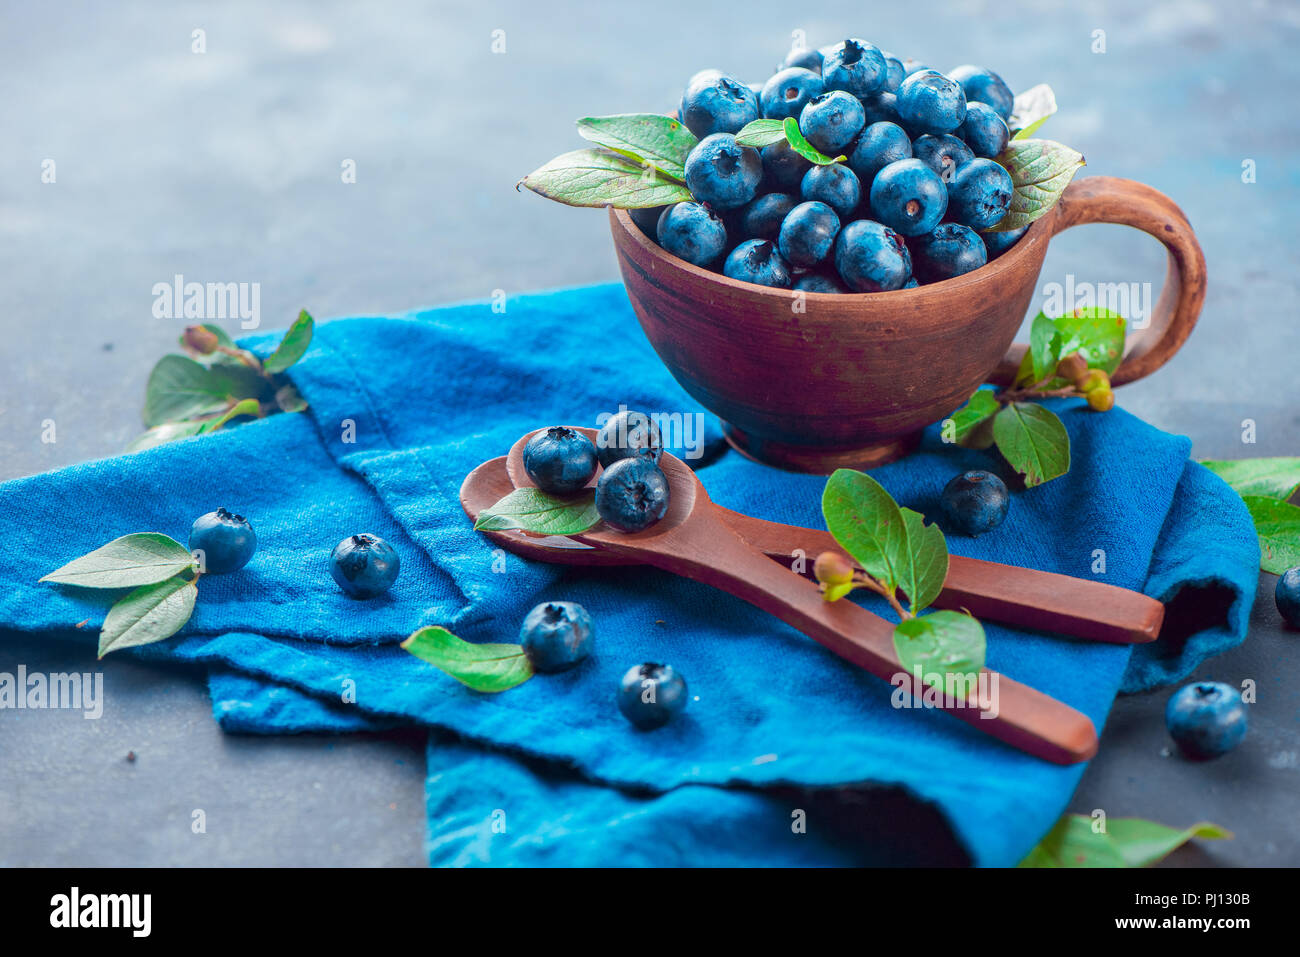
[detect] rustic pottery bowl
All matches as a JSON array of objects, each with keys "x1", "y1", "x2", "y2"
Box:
[{"x1": 609, "y1": 176, "x2": 1206, "y2": 473}]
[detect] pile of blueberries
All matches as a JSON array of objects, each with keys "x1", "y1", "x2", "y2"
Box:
[
  {"x1": 522, "y1": 410, "x2": 670, "y2": 533},
  {"x1": 634, "y1": 39, "x2": 1026, "y2": 292}
]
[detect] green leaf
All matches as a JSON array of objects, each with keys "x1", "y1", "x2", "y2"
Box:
[
  {"x1": 126, "y1": 419, "x2": 207, "y2": 452},
  {"x1": 275, "y1": 383, "x2": 309, "y2": 413},
  {"x1": 948, "y1": 389, "x2": 1000, "y2": 449},
  {"x1": 401, "y1": 626, "x2": 534, "y2": 693},
  {"x1": 821, "y1": 469, "x2": 907, "y2": 594},
  {"x1": 575, "y1": 114, "x2": 696, "y2": 181},
  {"x1": 98, "y1": 574, "x2": 197, "y2": 658},
  {"x1": 987, "y1": 138, "x2": 1085, "y2": 233},
  {"x1": 993, "y1": 402, "x2": 1071, "y2": 487},
  {"x1": 783, "y1": 117, "x2": 844, "y2": 165},
  {"x1": 142, "y1": 355, "x2": 267, "y2": 427},
  {"x1": 898, "y1": 508, "x2": 948, "y2": 615},
  {"x1": 1016, "y1": 307, "x2": 1127, "y2": 388},
  {"x1": 473, "y1": 488, "x2": 600, "y2": 535},
  {"x1": 735, "y1": 118, "x2": 788, "y2": 148},
  {"x1": 1201, "y1": 457, "x2": 1300, "y2": 501},
  {"x1": 892, "y1": 611, "x2": 986, "y2": 693},
  {"x1": 263, "y1": 309, "x2": 314, "y2": 374},
  {"x1": 1019, "y1": 815, "x2": 1129, "y2": 868},
  {"x1": 198, "y1": 397, "x2": 262, "y2": 434},
  {"x1": 1020, "y1": 814, "x2": 1230, "y2": 868},
  {"x1": 1241, "y1": 495, "x2": 1300, "y2": 574},
  {"x1": 520, "y1": 148, "x2": 693, "y2": 208},
  {"x1": 1028, "y1": 311, "x2": 1063, "y2": 384},
  {"x1": 1008, "y1": 83, "x2": 1057, "y2": 139},
  {"x1": 40, "y1": 533, "x2": 195, "y2": 588}
]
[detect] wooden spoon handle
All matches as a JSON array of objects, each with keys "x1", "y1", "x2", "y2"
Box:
[
  {"x1": 715, "y1": 506, "x2": 1162, "y2": 644},
  {"x1": 583, "y1": 512, "x2": 1097, "y2": 765}
]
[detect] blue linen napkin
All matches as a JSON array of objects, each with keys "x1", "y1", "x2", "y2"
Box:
[{"x1": 0, "y1": 283, "x2": 1259, "y2": 866}]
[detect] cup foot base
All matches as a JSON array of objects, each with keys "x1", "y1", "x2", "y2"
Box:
[{"x1": 721, "y1": 423, "x2": 922, "y2": 474}]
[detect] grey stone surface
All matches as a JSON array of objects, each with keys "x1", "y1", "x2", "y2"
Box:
[{"x1": 1, "y1": 0, "x2": 1297, "y2": 865}]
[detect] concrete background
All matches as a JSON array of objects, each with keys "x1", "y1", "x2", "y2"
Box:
[{"x1": 1, "y1": 0, "x2": 1297, "y2": 865}]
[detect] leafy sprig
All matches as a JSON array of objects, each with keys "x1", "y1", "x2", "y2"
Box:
[
  {"x1": 816, "y1": 469, "x2": 987, "y2": 692},
  {"x1": 130, "y1": 310, "x2": 315, "y2": 451},
  {"x1": 1200, "y1": 458, "x2": 1300, "y2": 574},
  {"x1": 40, "y1": 533, "x2": 201, "y2": 658},
  {"x1": 943, "y1": 308, "x2": 1126, "y2": 487}
]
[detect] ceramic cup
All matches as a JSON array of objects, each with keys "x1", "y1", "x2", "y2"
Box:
[{"x1": 610, "y1": 176, "x2": 1206, "y2": 473}]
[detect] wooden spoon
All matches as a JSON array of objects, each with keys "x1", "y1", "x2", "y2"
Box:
[
  {"x1": 501, "y1": 430, "x2": 1163, "y2": 645},
  {"x1": 461, "y1": 433, "x2": 1100, "y2": 765}
]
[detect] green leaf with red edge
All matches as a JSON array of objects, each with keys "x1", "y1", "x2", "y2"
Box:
[{"x1": 989, "y1": 138, "x2": 1085, "y2": 233}]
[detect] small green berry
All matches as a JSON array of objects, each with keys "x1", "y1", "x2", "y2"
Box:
[
  {"x1": 814, "y1": 551, "x2": 855, "y2": 587},
  {"x1": 1087, "y1": 387, "x2": 1115, "y2": 412},
  {"x1": 183, "y1": 325, "x2": 220, "y2": 355},
  {"x1": 1055, "y1": 352, "x2": 1088, "y2": 382},
  {"x1": 1076, "y1": 368, "x2": 1110, "y2": 394}
]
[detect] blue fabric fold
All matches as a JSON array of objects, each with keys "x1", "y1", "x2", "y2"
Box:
[{"x1": 0, "y1": 283, "x2": 1258, "y2": 866}]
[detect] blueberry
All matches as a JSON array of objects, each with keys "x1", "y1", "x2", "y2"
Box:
[
  {"x1": 847, "y1": 121, "x2": 912, "y2": 187},
  {"x1": 189, "y1": 507, "x2": 257, "y2": 574},
  {"x1": 595, "y1": 457, "x2": 670, "y2": 533},
  {"x1": 940, "y1": 470, "x2": 1009, "y2": 536},
  {"x1": 834, "y1": 220, "x2": 912, "y2": 292},
  {"x1": 821, "y1": 39, "x2": 888, "y2": 98},
  {"x1": 982, "y1": 223, "x2": 1028, "y2": 259},
  {"x1": 900, "y1": 58, "x2": 932, "y2": 78},
  {"x1": 628, "y1": 205, "x2": 667, "y2": 238},
  {"x1": 679, "y1": 73, "x2": 760, "y2": 138},
  {"x1": 723, "y1": 239, "x2": 792, "y2": 288},
  {"x1": 897, "y1": 70, "x2": 967, "y2": 135},
  {"x1": 910, "y1": 223, "x2": 988, "y2": 283},
  {"x1": 780, "y1": 46, "x2": 824, "y2": 75},
  {"x1": 947, "y1": 157, "x2": 1014, "y2": 230},
  {"x1": 777, "y1": 200, "x2": 841, "y2": 267},
  {"x1": 880, "y1": 54, "x2": 906, "y2": 93},
  {"x1": 1166, "y1": 682, "x2": 1248, "y2": 759},
  {"x1": 684, "y1": 133, "x2": 763, "y2": 211},
  {"x1": 656, "y1": 202, "x2": 727, "y2": 267},
  {"x1": 800, "y1": 163, "x2": 861, "y2": 218},
  {"x1": 869, "y1": 158, "x2": 948, "y2": 236},
  {"x1": 912, "y1": 133, "x2": 975, "y2": 183},
  {"x1": 947, "y1": 65, "x2": 1014, "y2": 120},
  {"x1": 735, "y1": 191, "x2": 796, "y2": 240},
  {"x1": 329, "y1": 533, "x2": 400, "y2": 598},
  {"x1": 1275, "y1": 566, "x2": 1300, "y2": 628},
  {"x1": 959, "y1": 102, "x2": 1010, "y2": 158},
  {"x1": 799, "y1": 91, "x2": 866, "y2": 155},
  {"x1": 617, "y1": 662, "x2": 688, "y2": 730},
  {"x1": 794, "y1": 272, "x2": 848, "y2": 293},
  {"x1": 760, "y1": 139, "x2": 813, "y2": 192},
  {"x1": 903, "y1": 277, "x2": 919, "y2": 288},
  {"x1": 519, "y1": 601, "x2": 594, "y2": 673},
  {"x1": 858, "y1": 91, "x2": 901, "y2": 126},
  {"x1": 760, "y1": 67, "x2": 825, "y2": 121},
  {"x1": 595, "y1": 409, "x2": 663, "y2": 468},
  {"x1": 522, "y1": 426, "x2": 598, "y2": 494}
]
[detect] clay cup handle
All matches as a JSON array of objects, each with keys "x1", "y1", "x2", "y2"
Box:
[{"x1": 994, "y1": 176, "x2": 1207, "y2": 387}]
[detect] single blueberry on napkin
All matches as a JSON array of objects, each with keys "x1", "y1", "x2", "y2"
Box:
[{"x1": 0, "y1": 284, "x2": 1258, "y2": 866}]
